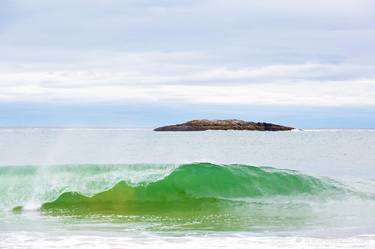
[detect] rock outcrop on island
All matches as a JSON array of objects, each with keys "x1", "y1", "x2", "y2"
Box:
[{"x1": 154, "y1": 119, "x2": 294, "y2": 131}]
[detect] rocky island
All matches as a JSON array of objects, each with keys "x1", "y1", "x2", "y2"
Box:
[{"x1": 154, "y1": 119, "x2": 294, "y2": 131}]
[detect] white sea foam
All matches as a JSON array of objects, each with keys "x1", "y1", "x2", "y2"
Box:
[{"x1": 1, "y1": 232, "x2": 375, "y2": 249}]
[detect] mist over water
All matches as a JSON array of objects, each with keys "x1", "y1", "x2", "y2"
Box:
[{"x1": 1, "y1": 128, "x2": 375, "y2": 248}]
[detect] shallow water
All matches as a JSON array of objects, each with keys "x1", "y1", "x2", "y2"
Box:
[{"x1": 0, "y1": 128, "x2": 374, "y2": 248}]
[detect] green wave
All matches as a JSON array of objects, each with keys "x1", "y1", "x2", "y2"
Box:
[{"x1": 41, "y1": 163, "x2": 341, "y2": 214}]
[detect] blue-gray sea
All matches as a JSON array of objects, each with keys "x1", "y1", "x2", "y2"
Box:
[{"x1": 0, "y1": 128, "x2": 375, "y2": 248}]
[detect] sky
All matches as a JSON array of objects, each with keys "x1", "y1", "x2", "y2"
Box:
[{"x1": 0, "y1": 0, "x2": 374, "y2": 128}]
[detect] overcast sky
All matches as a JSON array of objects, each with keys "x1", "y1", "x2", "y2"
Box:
[{"x1": 0, "y1": 0, "x2": 374, "y2": 127}]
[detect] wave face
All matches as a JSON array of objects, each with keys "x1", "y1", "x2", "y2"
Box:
[
  {"x1": 39, "y1": 163, "x2": 348, "y2": 218},
  {"x1": 2, "y1": 163, "x2": 374, "y2": 231},
  {"x1": 0, "y1": 163, "x2": 342, "y2": 212}
]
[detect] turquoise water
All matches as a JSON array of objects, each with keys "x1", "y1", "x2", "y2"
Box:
[{"x1": 0, "y1": 129, "x2": 375, "y2": 248}]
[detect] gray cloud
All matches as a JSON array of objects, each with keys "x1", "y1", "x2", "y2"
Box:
[{"x1": 0, "y1": 0, "x2": 374, "y2": 106}]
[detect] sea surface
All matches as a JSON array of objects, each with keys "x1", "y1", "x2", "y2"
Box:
[{"x1": 0, "y1": 128, "x2": 375, "y2": 248}]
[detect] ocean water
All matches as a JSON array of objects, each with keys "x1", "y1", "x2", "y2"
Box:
[{"x1": 0, "y1": 128, "x2": 375, "y2": 248}]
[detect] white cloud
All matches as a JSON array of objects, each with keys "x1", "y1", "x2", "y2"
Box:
[
  {"x1": 1, "y1": 78, "x2": 374, "y2": 106},
  {"x1": 0, "y1": 60, "x2": 374, "y2": 106}
]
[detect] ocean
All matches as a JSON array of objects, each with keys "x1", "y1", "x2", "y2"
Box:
[{"x1": 0, "y1": 128, "x2": 375, "y2": 248}]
